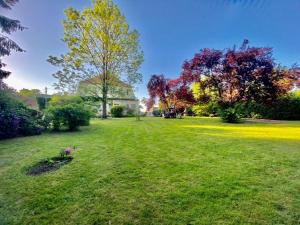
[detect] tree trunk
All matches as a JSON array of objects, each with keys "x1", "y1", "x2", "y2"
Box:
[
  {"x1": 102, "y1": 89, "x2": 107, "y2": 119},
  {"x1": 102, "y1": 55, "x2": 108, "y2": 119}
]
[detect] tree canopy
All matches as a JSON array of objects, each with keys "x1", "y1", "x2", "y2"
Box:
[
  {"x1": 18, "y1": 88, "x2": 41, "y2": 97},
  {"x1": 146, "y1": 74, "x2": 194, "y2": 112},
  {"x1": 58, "y1": 0, "x2": 143, "y2": 118},
  {"x1": 180, "y1": 40, "x2": 300, "y2": 105}
]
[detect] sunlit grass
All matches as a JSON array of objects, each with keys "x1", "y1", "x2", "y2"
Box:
[
  {"x1": 182, "y1": 124, "x2": 300, "y2": 141},
  {"x1": 0, "y1": 117, "x2": 300, "y2": 224}
]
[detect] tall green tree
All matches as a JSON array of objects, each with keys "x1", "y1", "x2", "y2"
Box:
[
  {"x1": 62, "y1": 0, "x2": 143, "y2": 118},
  {"x1": 0, "y1": 0, "x2": 25, "y2": 86}
]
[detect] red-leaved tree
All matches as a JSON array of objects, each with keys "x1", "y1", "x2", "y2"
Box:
[
  {"x1": 180, "y1": 40, "x2": 300, "y2": 106},
  {"x1": 146, "y1": 74, "x2": 195, "y2": 113}
]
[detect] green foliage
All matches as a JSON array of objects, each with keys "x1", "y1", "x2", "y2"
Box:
[
  {"x1": 191, "y1": 81, "x2": 216, "y2": 103},
  {"x1": 48, "y1": 95, "x2": 83, "y2": 107},
  {"x1": 36, "y1": 96, "x2": 50, "y2": 111},
  {"x1": 192, "y1": 105, "x2": 208, "y2": 116},
  {"x1": 192, "y1": 101, "x2": 219, "y2": 117},
  {"x1": 185, "y1": 106, "x2": 194, "y2": 116},
  {"x1": 232, "y1": 92, "x2": 300, "y2": 121},
  {"x1": 191, "y1": 82, "x2": 201, "y2": 99},
  {"x1": 47, "y1": 55, "x2": 83, "y2": 94},
  {"x1": 219, "y1": 105, "x2": 242, "y2": 123},
  {"x1": 152, "y1": 109, "x2": 162, "y2": 117},
  {"x1": 291, "y1": 90, "x2": 300, "y2": 99},
  {"x1": 0, "y1": 90, "x2": 42, "y2": 139},
  {"x1": 245, "y1": 98, "x2": 300, "y2": 120},
  {"x1": 45, "y1": 103, "x2": 91, "y2": 131},
  {"x1": 18, "y1": 88, "x2": 41, "y2": 97},
  {"x1": 110, "y1": 105, "x2": 124, "y2": 118},
  {"x1": 0, "y1": 0, "x2": 25, "y2": 79}
]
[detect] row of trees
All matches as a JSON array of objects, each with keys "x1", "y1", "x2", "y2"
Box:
[{"x1": 146, "y1": 40, "x2": 300, "y2": 121}]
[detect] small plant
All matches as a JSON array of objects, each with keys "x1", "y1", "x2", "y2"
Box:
[
  {"x1": 44, "y1": 158, "x2": 54, "y2": 165},
  {"x1": 60, "y1": 146, "x2": 76, "y2": 158}
]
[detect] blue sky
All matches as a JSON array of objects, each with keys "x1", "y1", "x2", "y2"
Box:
[{"x1": 2, "y1": 0, "x2": 300, "y2": 98}]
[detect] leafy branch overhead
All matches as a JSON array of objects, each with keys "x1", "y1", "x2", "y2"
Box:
[
  {"x1": 0, "y1": 0, "x2": 25, "y2": 81},
  {"x1": 47, "y1": 55, "x2": 92, "y2": 94}
]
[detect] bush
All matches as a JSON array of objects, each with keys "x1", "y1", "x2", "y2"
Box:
[
  {"x1": 45, "y1": 104, "x2": 91, "y2": 131},
  {"x1": 48, "y1": 95, "x2": 83, "y2": 107},
  {"x1": 111, "y1": 105, "x2": 124, "y2": 118},
  {"x1": 0, "y1": 91, "x2": 42, "y2": 139},
  {"x1": 192, "y1": 101, "x2": 219, "y2": 117},
  {"x1": 207, "y1": 102, "x2": 219, "y2": 116},
  {"x1": 236, "y1": 94, "x2": 300, "y2": 120},
  {"x1": 152, "y1": 109, "x2": 162, "y2": 117},
  {"x1": 193, "y1": 105, "x2": 209, "y2": 116},
  {"x1": 256, "y1": 98, "x2": 300, "y2": 120},
  {"x1": 219, "y1": 105, "x2": 241, "y2": 123},
  {"x1": 185, "y1": 106, "x2": 194, "y2": 116}
]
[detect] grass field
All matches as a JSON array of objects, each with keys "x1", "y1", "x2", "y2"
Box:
[{"x1": 1, "y1": 117, "x2": 300, "y2": 225}]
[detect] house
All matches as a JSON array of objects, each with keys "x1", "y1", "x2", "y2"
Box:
[{"x1": 77, "y1": 77, "x2": 139, "y2": 116}]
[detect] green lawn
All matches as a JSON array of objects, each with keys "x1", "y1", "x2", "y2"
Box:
[{"x1": 1, "y1": 117, "x2": 300, "y2": 225}]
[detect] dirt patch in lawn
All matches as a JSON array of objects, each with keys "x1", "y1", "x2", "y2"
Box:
[{"x1": 26, "y1": 156, "x2": 73, "y2": 176}]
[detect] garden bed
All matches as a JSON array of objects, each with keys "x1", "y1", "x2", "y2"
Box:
[{"x1": 26, "y1": 156, "x2": 73, "y2": 176}]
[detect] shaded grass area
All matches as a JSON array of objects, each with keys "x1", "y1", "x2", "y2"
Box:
[{"x1": 0, "y1": 117, "x2": 300, "y2": 224}]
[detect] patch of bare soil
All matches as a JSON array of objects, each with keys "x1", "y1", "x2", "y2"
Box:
[{"x1": 26, "y1": 156, "x2": 73, "y2": 176}]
